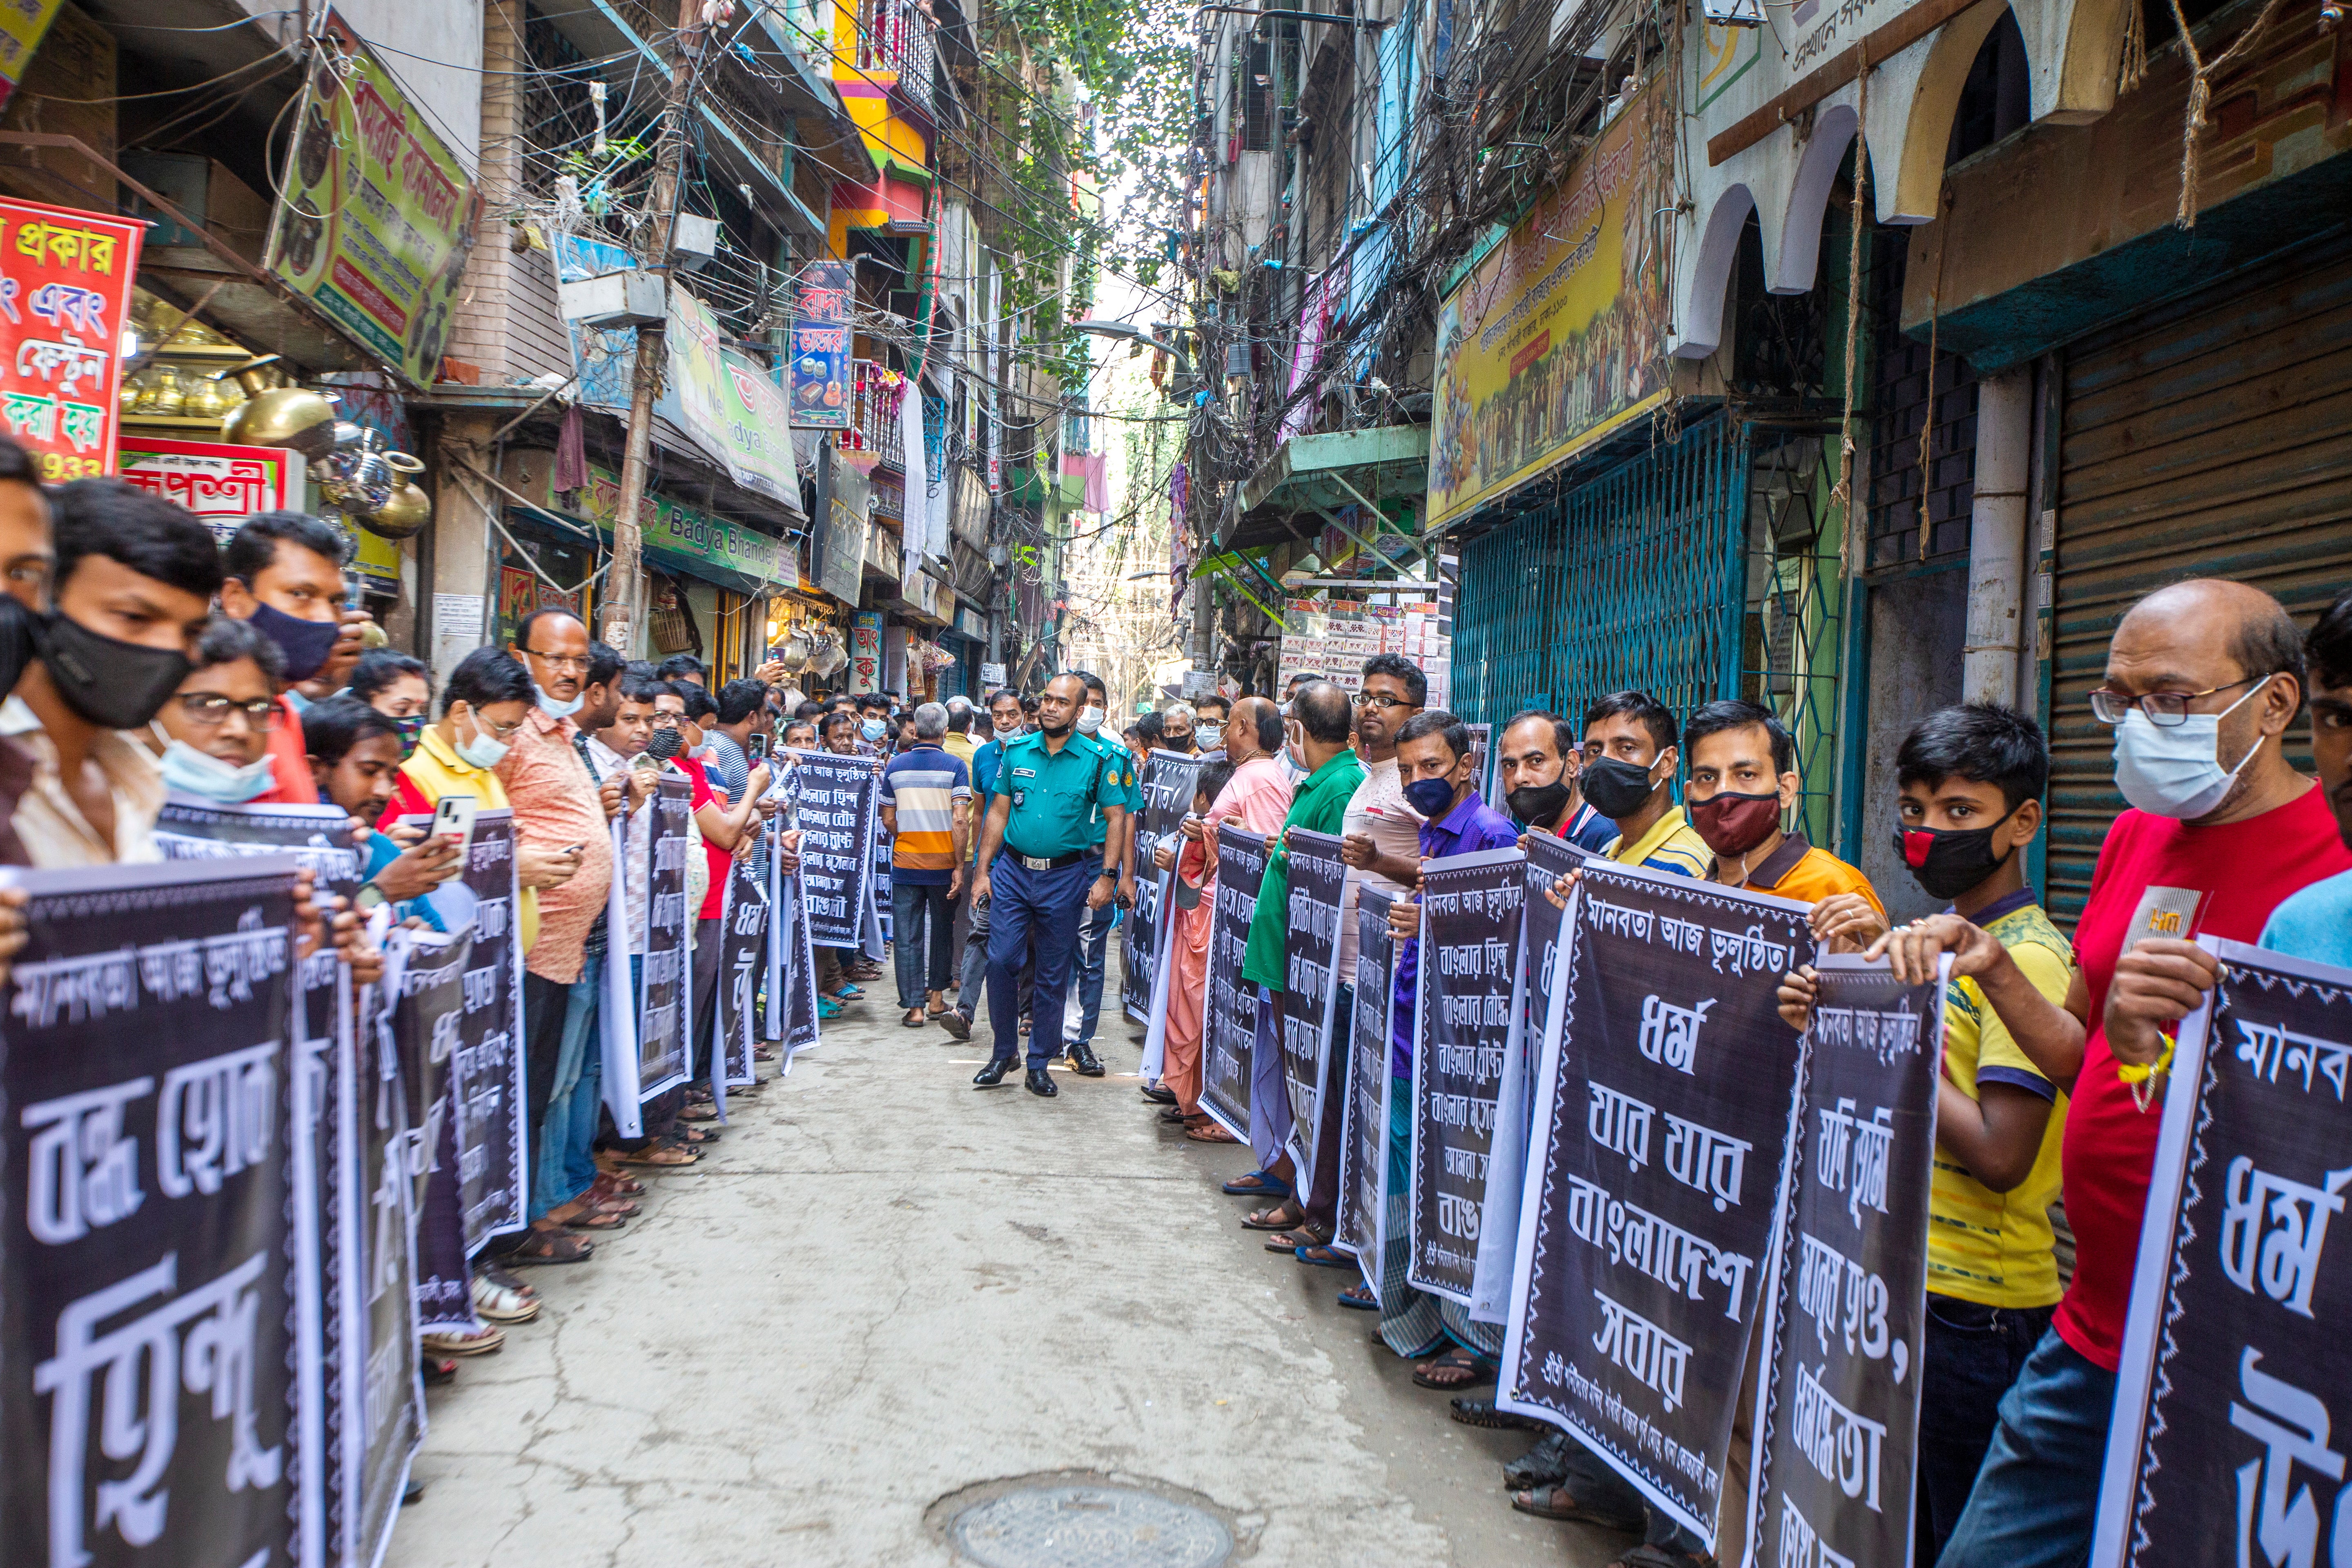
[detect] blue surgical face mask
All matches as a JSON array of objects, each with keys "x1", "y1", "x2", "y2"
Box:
[
  {"x1": 861, "y1": 718, "x2": 887, "y2": 742},
  {"x1": 2112, "y1": 678, "x2": 2272, "y2": 820},
  {"x1": 455, "y1": 710, "x2": 511, "y2": 770},
  {"x1": 159, "y1": 739, "x2": 276, "y2": 805},
  {"x1": 534, "y1": 682, "x2": 583, "y2": 720}
]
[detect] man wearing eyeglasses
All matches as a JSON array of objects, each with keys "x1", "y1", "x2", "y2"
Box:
[{"x1": 1938, "y1": 578, "x2": 2352, "y2": 1568}]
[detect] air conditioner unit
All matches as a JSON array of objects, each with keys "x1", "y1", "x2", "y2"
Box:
[{"x1": 558, "y1": 270, "x2": 666, "y2": 329}]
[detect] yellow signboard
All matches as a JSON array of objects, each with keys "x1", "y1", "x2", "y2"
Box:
[{"x1": 1427, "y1": 87, "x2": 1675, "y2": 529}]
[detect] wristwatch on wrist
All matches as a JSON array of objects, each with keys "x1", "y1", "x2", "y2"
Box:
[
  {"x1": 355, "y1": 882, "x2": 388, "y2": 911},
  {"x1": 1097, "y1": 866, "x2": 1119, "y2": 881}
]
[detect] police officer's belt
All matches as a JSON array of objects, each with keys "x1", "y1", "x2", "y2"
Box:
[{"x1": 1001, "y1": 850, "x2": 1088, "y2": 872}]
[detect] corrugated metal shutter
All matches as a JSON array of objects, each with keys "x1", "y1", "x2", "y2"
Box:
[{"x1": 2047, "y1": 241, "x2": 2352, "y2": 924}]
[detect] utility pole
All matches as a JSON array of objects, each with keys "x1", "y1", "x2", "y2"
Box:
[{"x1": 601, "y1": 0, "x2": 698, "y2": 654}]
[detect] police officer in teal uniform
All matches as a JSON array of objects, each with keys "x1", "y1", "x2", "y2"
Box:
[
  {"x1": 968, "y1": 671, "x2": 1129, "y2": 1097},
  {"x1": 1061, "y1": 669, "x2": 1143, "y2": 1078}
]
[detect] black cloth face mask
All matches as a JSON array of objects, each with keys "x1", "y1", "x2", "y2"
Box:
[
  {"x1": 247, "y1": 600, "x2": 341, "y2": 683},
  {"x1": 36, "y1": 612, "x2": 194, "y2": 731},
  {"x1": 1893, "y1": 804, "x2": 2022, "y2": 902},
  {"x1": 1581, "y1": 755, "x2": 1659, "y2": 819},
  {"x1": 1506, "y1": 778, "x2": 1574, "y2": 828}
]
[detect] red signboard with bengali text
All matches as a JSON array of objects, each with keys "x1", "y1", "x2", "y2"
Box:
[
  {"x1": 117, "y1": 438, "x2": 301, "y2": 545},
  {"x1": 0, "y1": 196, "x2": 143, "y2": 481}
]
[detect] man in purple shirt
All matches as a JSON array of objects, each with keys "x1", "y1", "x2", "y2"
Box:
[{"x1": 1359, "y1": 710, "x2": 1521, "y2": 1367}]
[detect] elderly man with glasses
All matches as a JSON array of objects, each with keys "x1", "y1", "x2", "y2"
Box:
[{"x1": 1934, "y1": 579, "x2": 2352, "y2": 1568}]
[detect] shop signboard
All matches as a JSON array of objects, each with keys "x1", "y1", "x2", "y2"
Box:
[
  {"x1": 850, "y1": 611, "x2": 883, "y2": 696},
  {"x1": 119, "y1": 437, "x2": 301, "y2": 543},
  {"x1": 788, "y1": 260, "x2": 853, "y2": 429},
  {"x1": 0, "y1": 0, "x2": 66, "y2": 111},
  {"x1": 817, "y1": 463, "x2": 868, "y2": 607},
  {"x1": 268, "y1": 11, "x2": 481, "y2": 390},
  {"x1": 0, "y1": 195, "x2": 143, "y2": 479},
  {"x1": 1427, "y1": 91, "x2": 1674, "y2": 530},
  {"x1": 668, "y1": 287, "x2": 801, "y2": 509},
  {"x1": 575, "y1": 463, "x2": 785, "y2": 589}
]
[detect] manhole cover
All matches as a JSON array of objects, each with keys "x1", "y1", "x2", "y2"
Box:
[{"x1": 949, "y1": 1483, "x2": 1233, "y2": 1568}]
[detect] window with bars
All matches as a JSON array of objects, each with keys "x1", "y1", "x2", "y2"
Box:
[{"x1": 1451, "y1": 415, "x2": 1851, "y2": 846}]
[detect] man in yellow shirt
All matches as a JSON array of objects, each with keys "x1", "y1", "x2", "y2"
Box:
[
  {"x1": 1778, "y1": 702, "x2": 2078, "y2": 1563},
  {"x1": 1578, "y1": 689, "x2": 1712, "y2": 878}
]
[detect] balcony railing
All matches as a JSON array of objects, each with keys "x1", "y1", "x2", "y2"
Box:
[
  {"x1": 858, "y1": 0, "x2": 934, "y2": 118},
  {"x1": 837, "y1": 360, "x2": 905, "y2": 470}
]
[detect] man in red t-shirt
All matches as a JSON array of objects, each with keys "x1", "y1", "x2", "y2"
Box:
[{"x1": 1942, "y1": 579, "x2": 2352, "y2": 1568}]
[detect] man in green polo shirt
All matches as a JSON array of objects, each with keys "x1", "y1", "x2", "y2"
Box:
[
  {"x1": 968, "y1": 672, "x2": 1129, "y2": 1098},
  {"x1": 1237, "y1": 679, "x2": 1365, "y2": 1180}
]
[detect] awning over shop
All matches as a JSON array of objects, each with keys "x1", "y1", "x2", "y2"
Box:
[{"x1": 1225, "y1": 425, "x2": 1429, "y2": 556}]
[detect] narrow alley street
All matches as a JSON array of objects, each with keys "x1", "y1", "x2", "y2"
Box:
[{"x1": 386, "y1": 965, "x2": 1618, "y2": 1568}]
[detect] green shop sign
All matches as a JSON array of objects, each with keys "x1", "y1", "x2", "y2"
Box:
[{"x1": 575, "y1": 464, "x2": 789, "y2": 592}]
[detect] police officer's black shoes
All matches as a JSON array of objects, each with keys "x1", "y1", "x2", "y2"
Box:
[
  {"x1": 1065, "y1": 1041, "x2": 1105, "y2": 1077},
  {"x1": 1025, "y1": 1067, "x2": 1058, "y2": 1097},
  {"x1": 972, "y1": 1058, "x2": 1016, "y2": 1088}
]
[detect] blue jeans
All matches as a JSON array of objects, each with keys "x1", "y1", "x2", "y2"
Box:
[
  {"x1": 1918, "y1": 1296, "x2": 2055, "y2": 1564},
  {"x1": 892, "y1": 879, "x2": 956, "y2": 1007},
  {"x1": 985, "y1": 857, "x2": 1091, "y2": 1070},
  {"x1": 530, "y1": 950, "x2": 604, "y2": 1220},
  {"x1": 1064, "y1": 896, "x2": 1116, "y2": 1046},
  {"x1": 1936, "y1": 1326, "x2": 2115, "y2": 1568}
]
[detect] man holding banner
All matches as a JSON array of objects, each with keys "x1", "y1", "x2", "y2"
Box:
[
  {"x1": 1234, "y1": 681, "x2": 1362, "y2": 1224},
  {"x1": 968, "y1": 673, "x2": 1128, "y2": 1099}
]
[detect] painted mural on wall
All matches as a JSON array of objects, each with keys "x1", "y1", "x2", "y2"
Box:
[{"x1": 1427, "y1": 82, "x2": 1674, "y2": 529}]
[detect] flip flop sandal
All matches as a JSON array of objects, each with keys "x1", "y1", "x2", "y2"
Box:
[
  {"x1": 470, "y1": 1274, "x2": 539, "y2": 1324},
  {"x1": 1295, "y1": 1243, "x2": 1354, "y2": 1267},
  {"x1": 1448, "y1": 1398, "x2": 1544, "y2": 1431},
  {"x1": 680, "y1": 1103, "x2": 720, "y2": 1123},
  {"x1": 1242, "y1": 1205, "x2": 1304, "y2": 1232},
  {"x1": 1221, "y1": 1170, "x2": 1290, "y2": 1198},
  {"x1": 1501, "y1": 1431, "x2": 1575, "y2": 1491},
  {"x1": 1509, "y1": 1485, "x2": 1645, "y2": 1530},
  {"x1": 754, "y1": 1044, "x2": 778, "y2": 1060},
  {"x1": 1158, "y1": 1106, "x2": 1190, "y2": 1124},
  {"x1": 818, "y1": 999, "x2": 844, "y2": 1018},
  {"x1": 1412, "y1": 1346, "x2": 1494, "y2": 1390},
  {"x1": 591, "y1": 1173, "x2": 645, "y2": 1198},
  {"x1": 1184, "y1": 1121, "x2": 1240, "y2": 1143},
  {"x1": 902, "y1": 1009, "x2": 929, "y2": 1027},
  {"x1": 481, "y1": 1261, "x2": 538, "y2": 1296},
  {"x1": 504, "y1": 1229, "x2": 594, "y2": 1266},
  {"x1": 590, "y1": 1195, "x2": 640, "y2": 1218},
  {"x1": 1140, "y1": 1084, "x2": 1178, "y2": 1105},
  {"x1": 617, "y1": 1145, "x2": 697, "y2": 1169},
  {"x1": 563, "y1": 1207, "x2": 626, "y2": 1232},
  {"x1": 1338, "y1": 1283, "x2": 1379, "y2": 1310},
  {"x1": 421, "y1": 1355, "x2": 459, "y2": 1386},
  {"x1": 1265, "y1": 1222, "x2": 1332, "y2": 1251}
]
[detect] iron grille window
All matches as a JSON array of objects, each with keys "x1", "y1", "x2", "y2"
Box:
[{"x1": 1241, "y1": 38, "x2": 1275, "y2": 151}]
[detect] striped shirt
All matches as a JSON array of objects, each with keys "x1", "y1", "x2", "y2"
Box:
[{"x1": 879, "y1": 743, "x2": 970, "y2": 885}]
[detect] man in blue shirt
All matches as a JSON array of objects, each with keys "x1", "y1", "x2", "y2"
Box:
[
  {"x1": 2261, "y1": 586, "x2": 2352, "y2": 963},
  {"x1": 944, "y1": 686, "x2": 1030, "y2": 1040},
  {"x1": 1370, "y1": 709, "x2": 1521, "y2": 1376}
]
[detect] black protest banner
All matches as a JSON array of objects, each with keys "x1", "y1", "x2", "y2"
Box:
[
  {"x1": 448, "y1": 810, "x2": 526, "y2": 1251},
  {"x1": 350, "y1": 947, "x2": 423, "y2": 1567},
  {"x1": 1, "y1": 858, "x2": 305, "y2": 1568},
  {"x1": 1280, "y1": 828, "x2": 1350, "y2": 1186},
  {"x1": 716, "y1": 853, "x2": 767, "y2": 1089},
  {"x1": 1410, "y1": 846, "x2": 1525, "y2": 1304},
  {"x1": 1750, "y1": 954, "x2": 1942, "y2": 1568},
  {"x1": 1337, "y1": 886, "x2": 1399, "y2": 1285},
  {"x1": 2095, "y1": 938, "x2": 2352, "y2": 1568},
  {"x1": 1201, "y1": 824, "x2": 1266, "y2": 1140},
  {"x1": 386, "y1": 928, "x2": 475, "y2": 1332},
  {"x1": 640, "y1": 773, "x2": 695, "y2": 1098},
  {"x1": 1125, "y1": 748, "x2": 1205, "y2": 1025},
  {"x1": 790, "y1": 748, "x2": 879, "y2": 948},
  {"x1": 1501, "y1": 863, "x2": 1811, "y2": 1545},
  {"x1": 768, "y1": 856, "x2": 821, "y2": 1058},
  {"x1": 1470, "y1": 833, "x2": 1588, "y2": 1322},
  {"x1": 150, "y1": 799, "x2": 365, "y2": 1557}
]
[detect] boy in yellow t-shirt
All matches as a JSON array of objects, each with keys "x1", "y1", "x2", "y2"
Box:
[{"x1": 1779, "y1": 703, "x2": 2080, "y2": 1566}]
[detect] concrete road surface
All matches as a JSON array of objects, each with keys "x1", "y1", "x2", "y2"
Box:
[{"x1": 388, "y1": 981, "x2": 1630, "y2": 1567}]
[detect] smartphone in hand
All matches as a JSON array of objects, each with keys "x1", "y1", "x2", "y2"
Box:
[
  {"x1": 749, "y1": 733, "x2": 770, "y2": 763},
  {"x1": 431, "y1": 793, "x2": 479, "y2": 860}
]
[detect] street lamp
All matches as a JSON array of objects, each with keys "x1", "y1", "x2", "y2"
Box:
[{"x1": 1071, "y1": 319, "x2": 1195, "y2": 380}]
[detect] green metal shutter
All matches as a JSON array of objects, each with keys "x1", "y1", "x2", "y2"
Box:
[
  {"x1": 2048, "y1": 241, "x2": 2352, "y2": 924},
  {"x1": 1453, "y1": 413, "x2": 1751, "y2": 735}
]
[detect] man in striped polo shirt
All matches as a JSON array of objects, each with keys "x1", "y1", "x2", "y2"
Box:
[{"x1": 880, "y1": 701, "x2": 971, "y2": 1026}]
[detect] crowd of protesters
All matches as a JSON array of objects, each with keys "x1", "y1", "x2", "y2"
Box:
[
  {"x1": 6, "y1": 428, "x2": 2352, "y2": 1562},
  {"x1": 1047, "y1": 584, "x2": 2352, "y2": 1568}
]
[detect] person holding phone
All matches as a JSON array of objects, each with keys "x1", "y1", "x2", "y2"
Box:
[{"x1": 300, "y1": 695, "x2": 461, "y2": 905}]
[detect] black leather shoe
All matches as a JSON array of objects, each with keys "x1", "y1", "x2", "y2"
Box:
[
  {"x1": 1065, "y1": 1041, "x2": 1105, "y2": 1077},
  {"x1": 1024, "y1": 1067, "x2": 1059, "y2": 1098},
  {"x1": 972, "y1": 1058, "x2": 1015, "y2": 1088}
]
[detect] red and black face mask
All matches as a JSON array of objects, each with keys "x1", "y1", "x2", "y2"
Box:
[{"x1": 1893, "y1": 802, "x2": 2022, "y2": 901}]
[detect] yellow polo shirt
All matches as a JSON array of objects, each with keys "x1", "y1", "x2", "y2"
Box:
[{"x1": 1601, "y1": 803, "x2": 1712, "y2": 879}]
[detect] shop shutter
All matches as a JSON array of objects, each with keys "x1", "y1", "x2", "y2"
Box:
[{"x1": 2047, "y1": 241, "x2": 2352, "y2": 924}]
